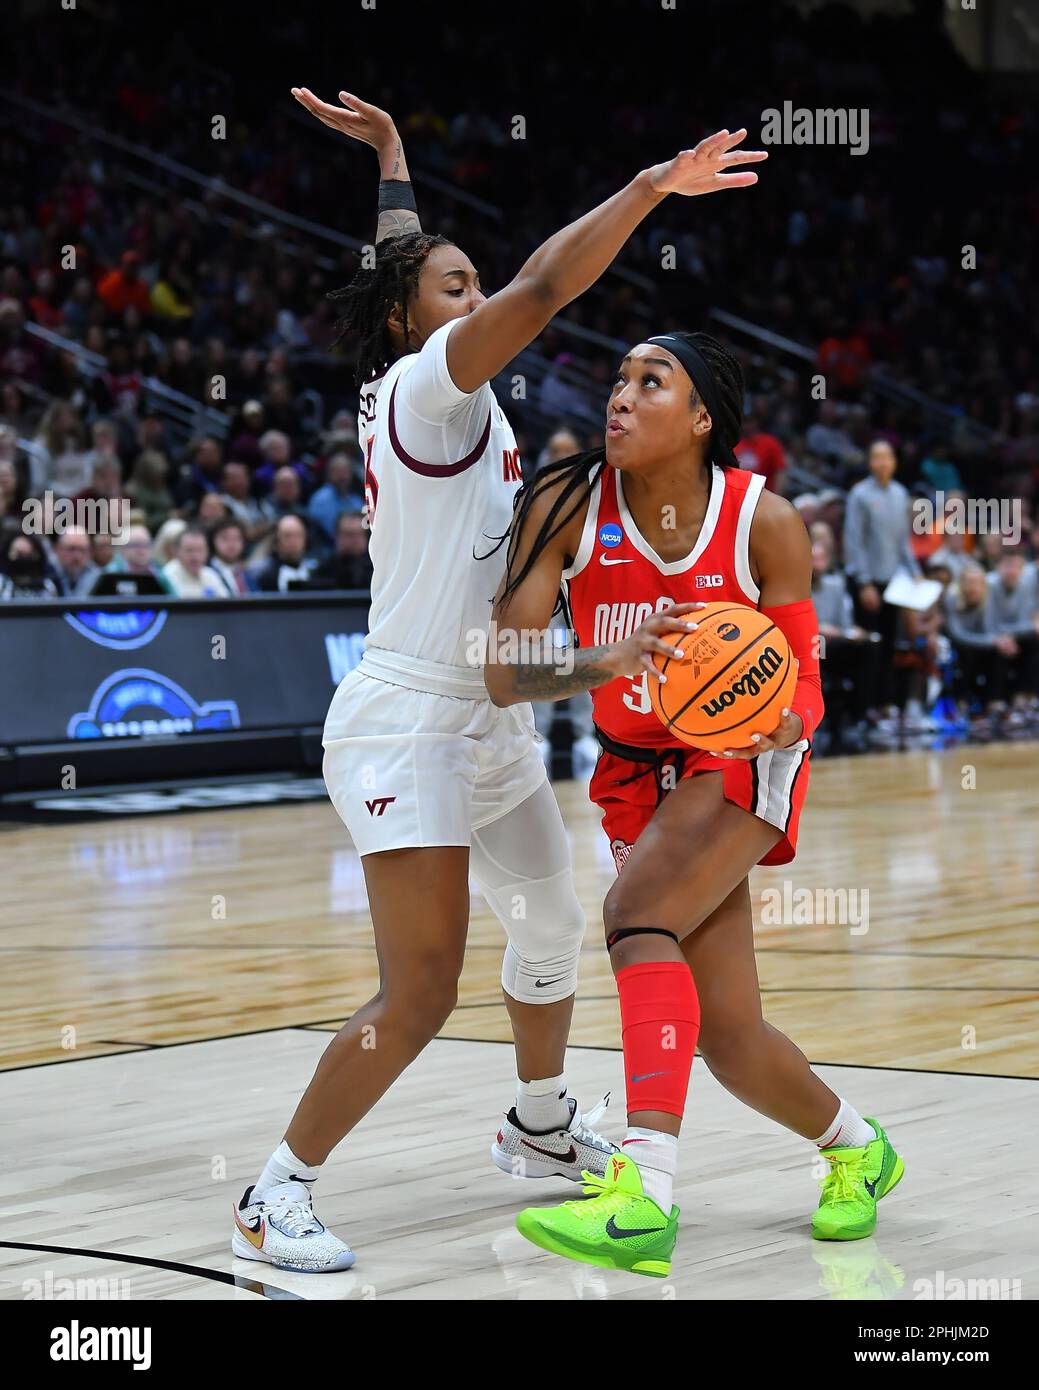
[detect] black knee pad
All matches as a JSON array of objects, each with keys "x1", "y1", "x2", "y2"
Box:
[{"x1": 606, "y1": 926, "x2": 679, "y2": 951}]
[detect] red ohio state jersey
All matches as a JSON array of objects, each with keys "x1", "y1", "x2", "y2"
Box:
[{"x1": 564, "y1": 462, "x2": 767, "y2": 750}]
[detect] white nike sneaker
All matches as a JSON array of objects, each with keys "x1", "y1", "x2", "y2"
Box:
[
  {"x1": 491, "y1": 1096, "x2": 618, "y2": 1182},
  {"x1": 231, "y1": 1181, "x2": 355, "y2": 1273}
]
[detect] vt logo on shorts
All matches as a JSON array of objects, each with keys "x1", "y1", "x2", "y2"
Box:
[{"x1": 365, "y1": 796, "x2": 397, "y2": 816}]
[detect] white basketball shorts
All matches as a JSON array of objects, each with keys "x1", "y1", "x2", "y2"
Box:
[{"x1": 322, "y1": 665, "x2": 548, "y2": 857}]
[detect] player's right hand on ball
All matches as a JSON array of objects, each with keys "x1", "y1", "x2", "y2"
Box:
[{"x1": 608, "y1": 603, "x2": 707, "y2": 682}]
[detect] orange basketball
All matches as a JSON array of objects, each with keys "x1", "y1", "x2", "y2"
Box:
[{"x1": 648, "y1": 601, "x2": 796, "y2": 752}]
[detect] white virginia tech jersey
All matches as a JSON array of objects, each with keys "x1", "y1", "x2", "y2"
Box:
[{"x1": 357, "y1": 317, "x2": 524, "y2": 670}]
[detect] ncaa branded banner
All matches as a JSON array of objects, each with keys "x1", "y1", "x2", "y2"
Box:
[{"x1": 0, "y1": 596, "x2": 369, "y2": 747}]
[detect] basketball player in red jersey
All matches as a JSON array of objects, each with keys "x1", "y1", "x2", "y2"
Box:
[{"x1": 485, "y1": 332, "x2": 904, "y2": 1276}]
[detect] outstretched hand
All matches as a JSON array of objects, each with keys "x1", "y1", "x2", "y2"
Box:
[
  {"x1": 649, "y1": 128, "x2": 767, "y2": 197},
  {"x1": 291, "y1": 87, "x2": 398, "y2": 156}
]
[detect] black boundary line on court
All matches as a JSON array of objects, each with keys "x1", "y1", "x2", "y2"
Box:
[
  {"x1": 0, "y1": 944, "x2": 1037, "y2": 962},
  {"x1": 0, "y1": 1240, "x2": 305, "y2": 1300},
  {"x1": 2, "y1": 1018, "x2": 1035, "y2": 1085}
]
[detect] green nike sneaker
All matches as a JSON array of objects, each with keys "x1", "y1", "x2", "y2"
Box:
[
  {"x1": 516, "y1": 1153, "x2": 678, "y2": 1278},
  {"x1": 812, "y1": 1117, "x2": 905, "y2": 1241}
]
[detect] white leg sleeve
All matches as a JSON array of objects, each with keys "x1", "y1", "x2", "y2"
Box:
[{"x1": 469, "y1": 780, "x2": 586, "y2": 1005}]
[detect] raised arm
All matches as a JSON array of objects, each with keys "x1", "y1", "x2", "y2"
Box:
[
  {"x1": 291, "y1": 87, "x2": 422, "y2": 242},
  {"x1": 447, "y1": 128, "x2": 766, "y2": 394}
]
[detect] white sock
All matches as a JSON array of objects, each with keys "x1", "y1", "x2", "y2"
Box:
[
  {"x1": 516, "y1": 1074, "x2": 570, "y2": 1132},
  {"x1": 253, "y1": 1140, "x2": 322, "y2": 1200},
  {"x1": 813, "y1": 1099, "x2": 876, "y2": 1149},
  {"x1": 622, "y1": 1127, "x2": 678, "y2": 1211}
]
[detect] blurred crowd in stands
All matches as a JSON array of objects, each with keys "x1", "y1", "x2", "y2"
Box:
[{"x1": 1, "y1": 1, "x2": 1037, "y2": 749}]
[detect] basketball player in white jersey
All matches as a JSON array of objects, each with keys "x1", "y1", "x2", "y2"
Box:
[{"x1": 232, "y1": 87, "x2": 766, "y2": 1273}]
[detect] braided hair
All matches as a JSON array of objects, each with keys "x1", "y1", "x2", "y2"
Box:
[
  {"x1": 494, "y1": 331, "x2": 745, "y2": 612},
  {"x1": 327, "y1": 231, "x2": 453, "y2": 386}
]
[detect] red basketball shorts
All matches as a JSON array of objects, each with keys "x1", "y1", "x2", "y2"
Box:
[{"x1": 590, "y1": 734, "x2": 811, "y2": 875}]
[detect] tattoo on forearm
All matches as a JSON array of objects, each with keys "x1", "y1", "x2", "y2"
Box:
[
  {"x1": 376, "y1": 207, "x2": 422, "y2": 242},
  {"x1": 391, "y1": 139, "x2": 402, "y2": 178},
  {"x1": 511, "y1": 647, "x2": 616, "y2": 699}
]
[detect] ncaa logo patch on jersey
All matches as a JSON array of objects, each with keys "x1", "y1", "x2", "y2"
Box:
[{"x1": 599, "y1": 523, "x2": 623, "y2": 549}]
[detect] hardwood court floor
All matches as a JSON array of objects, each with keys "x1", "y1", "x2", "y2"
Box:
[
  {"x1": 0, "y1": 743, "x2": 1035, "y2": 1077},
  {"x1": 0, "y1": 744, "x2": 1036, "y2": 1300}
]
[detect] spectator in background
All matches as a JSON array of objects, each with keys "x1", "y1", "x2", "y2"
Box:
[
  {"x1": 150, "y1": 257, "x2": 194, "y2": 321},
  {"x1": 263, "y1": 376, "x2": 302, "y2": 438},
  {"x1": 220, "y1": 460, "x2": 273, "y2": 544},
  {"x1": 817, "y1": 318, "x2": 871, "y2": 394},
  {"x1": 91, "y1": 532, "x2": 116, "y2": 570},
  {"x1": 162, "y1": 524, "x2": 224, "y2": 597},
  {"x1": 59, "y1": 275, "x2": 96, "y2": 337},
  {"x1": 531, "y1": 426, "x2": 582, "y2": 482},
  {"x1": 160, "y1": 337, "x2": 205, "y2": 399},
  {"x1": 34, "y1": 398, "x2": 89, "y2": 495},
  {"x1": 987, "y1": 550, "x2": 1038, "y2": 639},
  {"x1": 127, "y1": 448, "x2": 174, "y2": 534},
  {"x1": 945, "y1": 564, "x2": 1004, "y2": 730},
  {"x1": 806, "y1": 401, "x2": 862, "y2": 474},
  {"x1": 920, "y1": 442, "x2": 963, "y2": 495},
  {"x1": 308, "y1": 452, "x2": 364, "y2": 547},
  {"x1": 28, "y1": 268, "x2": 64, "y2": 330},
  {"x1": 96, "y1": 338, "x2": 143, "y2": 420},
  {"x1": 0, "y1": 381, "x2": 37, "y2": 438},
  {"x1": 255, "y1": 429, "x2": 309, "y2": 492},
  {"x1": 0, "y1": 532, "x2": 59, "y2": 600},
  {"x1": 811, "y1": 529, "x2": 876, "y2": 745},
  {"x1": 311, "y1": 509, "x2": 373, "y2": 592},
  {"x1": 987, "y1": 550, "x2": 1039, "y2": 717},
  {"x1": 226, "y1": 399, "x2": 266, "y2": 469},
  {"x1": 0, "y1": 447, "x2": 26, "y2": 521},
  {"x1": 74, "y1": 454, "x2": 124, "y2": 509},
  {"x1": 929, "y1": 523, "x2": 973, "y2": 581},
  {"x1": 255, "y1": 514, "x2": 316, "y2": 592},
  {"x1": 100, "y1": 522, "x2": 174, "y2": 593},
  {"x1": 844, "y1": 440, "x2": 921, "y2": 712},
  {"x1": 267, "y1": 465, "x2": 307, "y2": 525},
  {"x1": 735, "y1": 407, "x2": 786, "y2": 493},
  {"x1": 153, "y1": 516, "x2": 187, "y2": 565},
  {"x1": 51, "y1": 526, "x2": 100, "y2": 596},
  {"x1": 97, "y1": 250, "x2": 151, "y2": 316},
  {"x1": 174, "y1": 435, "x2": 224, "y2": 510},
  {"x1": 195, "y1": 490, "x2": 229, "y2": 527},
  {"x1": 209, "y1": 518, "x2": 253, "y2": 596}
]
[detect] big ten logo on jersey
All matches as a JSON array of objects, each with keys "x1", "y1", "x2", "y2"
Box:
[
  {"x1": 695, "y1": 572, "x2": 724, "y2": 588},
  {"x1": 502, "y1": 447, "x2": 523, "y2": 484}
]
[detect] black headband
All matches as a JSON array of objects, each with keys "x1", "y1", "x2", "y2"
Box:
[{"x1": 645, "y1": 334, "x2": 740, "y2": 467}]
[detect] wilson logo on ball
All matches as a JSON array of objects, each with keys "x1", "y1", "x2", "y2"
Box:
[
  {"x1": 648, "y1": 601, "x2": 797, "y2": 752},
  {"x1": 698, "y1": 647, "x2": 787, "y2": 720}
]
